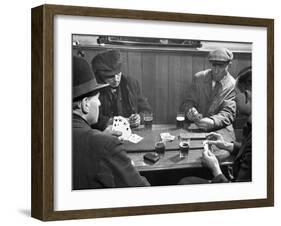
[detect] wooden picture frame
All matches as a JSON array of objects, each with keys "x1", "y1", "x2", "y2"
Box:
[{"x1": 31, "y1": 4, "x2": 274, "y2": 221}]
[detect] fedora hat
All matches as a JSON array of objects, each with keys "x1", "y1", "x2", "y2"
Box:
[{"x1": 73, "y1": 56, "x2": 108, "y2": 100}]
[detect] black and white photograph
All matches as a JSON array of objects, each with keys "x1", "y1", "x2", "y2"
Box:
[{"x1": 72, "y1": 34, "x2": 252, "y2": 190}]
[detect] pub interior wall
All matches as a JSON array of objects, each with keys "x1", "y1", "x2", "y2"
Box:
[{"x1": 73, "y1": 47, "x2": 251, "y2": 124}]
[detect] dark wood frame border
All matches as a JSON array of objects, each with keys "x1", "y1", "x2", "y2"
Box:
[{"x1": 31, "y1": 4, "x2": 274, "y2": 221}]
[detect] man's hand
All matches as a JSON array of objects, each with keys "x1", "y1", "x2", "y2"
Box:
[
  {"x1": 103, "y1": 125, "x2": 122, "y2": 137},
  {"x1": 129, "y1": 113, "x2": 141, "y2": 128},
  {"x1": 195, "y1": 117, "x2": 214, "y2": 131},
  {"x1": 202, "y1": 143, "x2": 222, "y2": 177},
  {"x1": 206, "y1": 132, "x2": 234, "y2": 152},
  {"x1": 186, "y1": 107, "x2": 202, "y2": 122}
]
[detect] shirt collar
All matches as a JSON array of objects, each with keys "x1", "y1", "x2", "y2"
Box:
[
  {"x1": 73, "y1": 113, "x2": 90, "y2": 127},
  {"x1": 218, "y1": 73, "x2": 230, "y2": 87},
  {"x1": 205, "y1": 70, "x2": 231, "y2": 87}
]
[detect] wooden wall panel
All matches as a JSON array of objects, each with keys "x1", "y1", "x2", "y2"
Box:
[
  {"x1": 168, "y1": 55, "x2": 181, "y2": 123},
  {"x1": 127, "y1": 51, "x2": 142, "y2": 85},
  {"x1": 141, "y1": 52, "x2": 156, "y2": 113},
  {"x1": 192, "y1": 53, "x2": 206, "y2": 77},
  {"x1": 120, "y1": 51, "x2": 129, "y2": 78},
  {"x1": 155, "y1": 54, "x2": 169, "y2": 123},
  {"x1": 73, "y1": 48, "x2": 251, "y2": 124},
  {"x1": 236, "y1": 53, "x2": 252, "y2": 76},
  {"x1": 180, "y1": 55, "x2": 193, "y2": 105}
]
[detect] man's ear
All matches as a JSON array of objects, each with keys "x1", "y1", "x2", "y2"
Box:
[{"x1": 81, "y1": 97, "x2": 90, "y2": 114}]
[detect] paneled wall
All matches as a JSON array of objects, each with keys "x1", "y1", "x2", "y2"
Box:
[{"x1": 74, "y1": 48, "x2": 251, "y2": 124}]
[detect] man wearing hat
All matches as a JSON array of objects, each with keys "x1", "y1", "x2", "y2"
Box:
[
  {"x1": 179, "y1": 66, "x2": 252, "y2": 184},
  {"x1": 91, "y1": 49, "x2": 152, "y2": 131},
  {"x1": 72, "y1": 56, "x2": 150, "y2": 189},
  {"x1": 180, "y1": 48, "x2": 236, "y2": 134}
]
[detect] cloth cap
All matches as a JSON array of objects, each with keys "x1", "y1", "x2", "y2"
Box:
[
  {"x1": 91, "y1": 49, "x2": 122, "y2": 79},
  {"x1": 208, "y1": 48, "x2": 233, "y2": 63},
  {"x1": 73, "y1": 56, "x2": 108, "y2": 100}
]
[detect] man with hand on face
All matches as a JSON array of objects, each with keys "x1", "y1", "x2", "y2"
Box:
[
  {"x1": 179, "y1": 67, "x2": 252, "y2": 184},
  {"x1": 72, "y1": 56, "x2": 150, "y2": 189},
  {"x1": 91, "y1": 49, "x2": 152, "y2": 131},
  {"x1": 180, "y1": 48, "x2": 236, "y2": 134}
]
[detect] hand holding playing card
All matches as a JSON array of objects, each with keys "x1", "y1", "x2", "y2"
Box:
[
  {"x1": 186, "y1": 107, "x2": 203, "y2": 122},
  {"x1": 103, "y1": 125, "x2": 122, "y2": 137},
  {"x1": 112, "y1": 116, "x2": 132, "y2": 140},
  {"x1": 202, "y1": 142, "x2": 222, "y2": 177},
  {"x1": 129, "y1": 113, "x2": 141, "y2": 128}
]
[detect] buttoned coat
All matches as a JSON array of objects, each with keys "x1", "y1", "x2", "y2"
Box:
[{"x1": 181, "y1": 69, "x2": 236, "y2": 132}]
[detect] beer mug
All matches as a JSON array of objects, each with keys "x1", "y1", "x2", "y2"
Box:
[
  {"x1": 178, "y1": 132, "x2": 190, "y2": 158},
  {"x1": 143, "y1": 111, "x2": 153, "y2": 129},
  {"x1": 154, "y1": 137, "x2": 166, "y2": 158},
  {"x1": 176, "y1": 112, "x2": 185, "y2": 129}
]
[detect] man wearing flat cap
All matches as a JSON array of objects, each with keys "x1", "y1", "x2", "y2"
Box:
[
  {"x1": 72, "y1": 56, "x2": 150, "y2": 189},
  {"x1": 180, "y1": 48, "x2": 236, "y2": 135},
  {"x1": 91, "y1": 49, "x2": 152, "y2": 131},
  {"x1": 179, "y1": 66, "x2": 252, "y2": 184}
]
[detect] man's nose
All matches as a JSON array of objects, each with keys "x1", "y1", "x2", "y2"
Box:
[{"x1": 213, "y1": 66, "x2": 219, "y2": 73}]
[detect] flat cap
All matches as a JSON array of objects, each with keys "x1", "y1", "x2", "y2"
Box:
[{"x1": 208, "y1": 48, "x2": 233, "y2": 62}]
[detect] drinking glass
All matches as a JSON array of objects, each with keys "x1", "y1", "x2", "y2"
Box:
[
  {"x1": 154, "y1": 137, "x2": 166, "y2": 158},
  {"x1": 176, "y1": 112, "x2": 185, "y2": 129},
  {"x1": 178, "y1": 132, "x2": 190, "y2": 158},
  {"x1": 143, "y1": 112, "x2": 153, "y2": 129}
]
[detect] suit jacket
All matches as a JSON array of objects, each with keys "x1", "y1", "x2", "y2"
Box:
[
  {"x1": 181, "y1": 69, "x2": 236, "y2": 131},
  {"x1": 72, "y1": 114, "x2": 150, "y2": 189},
  {"x1": 93, "y1": 74, "x2": 152, "y2": 130}
]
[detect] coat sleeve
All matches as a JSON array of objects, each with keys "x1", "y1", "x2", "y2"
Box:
[
  {"x1": 209, "y1": 90, "x2": 236, "y2": 130},
  {"x1": 235, "y1": 152, "x2": 252, "y2": 182},
  {"x1": 211, "y1": 174, "x2": 229, "y2": 183},
  {"x1": 100, "y1": 140, "x2": 150, "y2": 187},
  {"x1": 235, "y1": 136, "x2": 252, "y2": 182},
  {"x1": 232, "y1": 141, "x2": 242, "y2": 156}
]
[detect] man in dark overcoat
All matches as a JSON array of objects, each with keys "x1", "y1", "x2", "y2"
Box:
[
  {"x1": 91, "y1": 49, "x2": 152, "y2": 130},
  {"x1": 72, "y1": 56, "x2": 150, "y2": 189}
]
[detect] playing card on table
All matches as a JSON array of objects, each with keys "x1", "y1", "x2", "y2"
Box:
[
  {"x1": 128, "y1": 134, "x2": 143, "y2": 144},
  {"x1": 112, "y1": 116, "x2": 132, "y2": 140},
  {"x1": 160, "y1": 132, "x2": 175, "y2": 142}
]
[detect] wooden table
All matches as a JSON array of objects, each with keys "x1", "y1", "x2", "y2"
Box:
[{"x1": 123, "y1": 124, "x2": 235, "y2": 176}]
